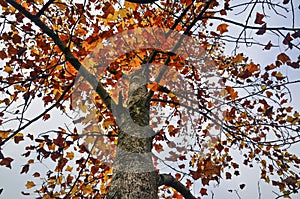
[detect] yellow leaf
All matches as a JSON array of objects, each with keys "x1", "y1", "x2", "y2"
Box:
[
  {"x1": 66, "y1": 152, "x2": 74, "y2": 160},
  {"x1": 217, "y1": 23, "x2": 228, "y2": 34},
  {"x1": 118, "y1": 8, "x2": 128, "y2": 18},
  {"x1": 65, "y1": 165, "x2": 73, "y2": 172},
  {"x1": 4, "y1": 65, "x2": 13, "y2": 73},
  {"x1": 83, "y1": 184, "x2": 93, "y2": 195},
  {"x1": 0, "y1": 130, "x2": 11, "y2": 139},
  {"x1": 232, "y1": 54, "x2": 243, "y2": 63},
  {"x1": 124, "y1": 1, "x2": 139, "y2": 11},
  {"x1": 25, "y1": 181, "x2": 36, "y2": 189}
]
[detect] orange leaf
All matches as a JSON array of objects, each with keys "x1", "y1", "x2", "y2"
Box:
[
  {"x1": 217, "y1": 23, "x2": 228, "y2": 34},
  {"x1": 245, "y1": 62, "x2": 259, "y2": 73},
  {"x1": 147, "y1": 82, "x2": 160, "y2": 91}
]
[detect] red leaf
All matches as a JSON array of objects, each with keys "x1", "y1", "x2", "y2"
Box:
[
  {"x1": 200, "y1": 188, "x2": 208, "y2": 196},
  {"x1": 42, "y1": 95, "x2": 53, "y2": 105},
  {"x1": 42, "y1": 114, "x2": 50, "y2": 121},
  {"x1": 254, "y1": 13, "x2": 265, "y2": 24},
  {"x1": 256, "y1": 24, "x2": 266, "y2": 35}
]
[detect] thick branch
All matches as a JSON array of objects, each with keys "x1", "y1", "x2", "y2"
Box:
[
  {"x1": 6, "y1": 0, "x2": 114, "y2": 110},
  {"x1": 157, "y1": 174, "x2": 197, "y2": 199}
]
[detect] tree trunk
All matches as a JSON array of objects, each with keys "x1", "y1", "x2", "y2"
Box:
[{"x1": 105, "y1": 69, "x2": 158, "y2": 198}]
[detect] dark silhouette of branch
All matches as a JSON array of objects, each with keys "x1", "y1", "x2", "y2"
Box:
[
  {"x1": 201, "y1": 16, "x2": 300, "y2": 31},
  {"x1": 36, "y1": 0, "x2": 54, "y2": 17},
  {"x1": 158, "y1": 174, "x2": 197, "y2": 199},
  {"x1": 6, "y1": 0, "x2": 115, "y2": 111},
  {"x1": 0, "y1": 81, "x2": 74, "y2": 147}
]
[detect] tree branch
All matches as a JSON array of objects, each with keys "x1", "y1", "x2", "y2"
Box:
[
  {"x1": 36, "y1": 0, "x2": 54, "y2": 17},
  {"x1": 157, "y1": 174, "x2": 197, "y2": 199},
  {"x1": 202, "y1": 16, "x2": 300, "y2": 31},
  {"x1": 6, "y1": 0, "x2": 115, "y2": 111}
]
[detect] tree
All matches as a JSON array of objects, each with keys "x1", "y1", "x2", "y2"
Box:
[{"x1": 0, "y1": 0, "x2": 300, "y2": 198}]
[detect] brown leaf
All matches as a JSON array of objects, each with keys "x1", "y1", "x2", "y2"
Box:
[
  {"x1": 225, "y1": 172, "x2": 232, "y2": 179},
  {"x1": 20, "y1": 164, "x2": 29, "y2": 174},
  {"x1": 0, "y1": 157, "x2": 14, "y2": 168},
  {"x1": 283, "y1": 33, "x2": 293, "y2": 49},
  {"x1": 264, "y1": 41, "x2": 273, "y2": 50},
  {"x1": 277, "y1": 53, "x2": 291, "y2": 64},
  {"x1": 287, "y1": 62, "x2": 300, "y2": 69},
  {"x1": 283, "y1": 0, "x2": 290, "y2": 4},
  {"x1": 254, "y1": 13, "x2": 265, "y2": 24},
  {"x1": 256, "y1": 24, "x2": 266, "y2": 35},
  {"x1": 239, "y1": 184, "x2": 246, "y2": 189}
]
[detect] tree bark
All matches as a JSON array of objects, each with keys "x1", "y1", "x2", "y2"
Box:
[{"x1": 105, "y1": 69, "x2": 158, "y2": 198}]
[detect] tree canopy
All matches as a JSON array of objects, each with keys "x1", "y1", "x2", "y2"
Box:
[{"x1": 0, "y1": 0, "x2": 300, "y2": 198}]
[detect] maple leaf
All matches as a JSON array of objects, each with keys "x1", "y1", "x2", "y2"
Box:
[
  {"x1": 25, "y1": 181, "x2": 35, "y2": 189},
  {"x1": 0, "y1": 157, "x2": 14, "y2": 168},
  {"x1": 256, "y1": 24, "x2": 266, "y2": 35},
  {"x1": 217, "y1": 23, "x2": 229, "y2": 34},
  {"x1": 254, "y1": 13, "x2": 265, "y2": 24},
  {"x1": 200, "y1": 188, "x2": 208, "y2": 196}
]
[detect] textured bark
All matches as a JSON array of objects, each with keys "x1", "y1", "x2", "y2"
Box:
[{"x1": 106, "y1": 69, "x2": 158, "y2": 199}]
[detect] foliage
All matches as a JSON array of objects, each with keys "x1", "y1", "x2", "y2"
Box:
[{"x1": 0, "y1": 0, "x2": 300, "y2": 198}]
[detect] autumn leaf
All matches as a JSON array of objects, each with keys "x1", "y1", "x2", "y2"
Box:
[
  {"x1": 254, "y1": 13, "x2": 265, "y2": 24},
  {"x1": 256, "y1": 24, "x2": 266, "y2": 35},
  {"x1": 20, "y1": 164, "x2": 29, "y2": 174},
  {"x1": 277, "y1": 53, "x2": 290, "y2": 64},
  {"x1": 0, "y1": 130, "x2": 11, "y2": 139},
  {"x1": 217, "y1": 23, "x2": 229, "y2": 34},
  {"x1": 264, "y1": 41, "x2": 273, "y2": 50},
  {"x1": 200, "y1": 188, "x2": 208, "y2": 196},
  {"x1": 102, "y1": 2, "x2": 115, "y2": 18},
  {"x1": 239, "y1": 184, "x2": 246, "y2": 190},
  {"x1": 0, "y1": 157, "x2": 14, "y2": 168},
  {"x1": 25, "y1": 181, "x2": 35, "y2": 189},
  {"x1": 42, "y1": 114, "x2": 50, "y2": 121},
  {"x1": 245, "y1": 62, "x2": 259, "y2": 73}
]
